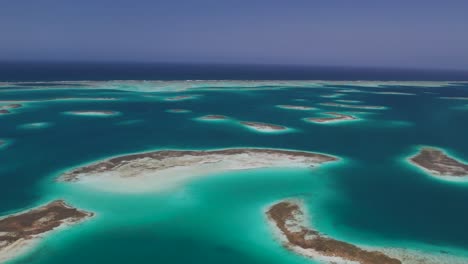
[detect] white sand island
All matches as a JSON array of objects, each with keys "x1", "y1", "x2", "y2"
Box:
[
  {"x1": 304, "y1": 112, "x2": 358, "y2": 124},
  {"x1": 197, "y1": 115, "x2": 230, "y2": 121},
  {"x1": 194, "y1": 115, "x2": 293, "y2": 134},
  {"x1": 57, "y1": 148, "x2": 338, "y2": 193},
  {"x1": 266, "y1": 199, "x2": 468, "y2": 264},
  {"x1": 238, "y1": 121, "x2": 290, "y2": 133},
  {"x1": 320, "y1": 102, "x2": 387, "y2": 110},
  {"x1": 166, "y1": 109, "x2": 191, "y2": 113},
  {"x1": 164, "y1": 95, "x2": 199, "y2": 101},
  {"x1": 64, "y1": 110, "x2": 120, "y2": 117},
  {"x1": 266, "y1": 199, "x2": 401, "y2": 264},
  {"x1": 276, "y1": 105, "x2": 316, "y2": 111}
]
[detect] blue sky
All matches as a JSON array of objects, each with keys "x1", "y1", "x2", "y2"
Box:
[{"x1": 1, "y1": 0, "x2": 467, "y2": 69}]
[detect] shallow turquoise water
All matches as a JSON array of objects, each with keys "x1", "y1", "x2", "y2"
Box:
[{"x1": 1, "y1": 81, "x2": 468, "y2": 263}]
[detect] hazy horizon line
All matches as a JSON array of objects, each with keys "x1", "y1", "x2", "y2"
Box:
[{"x1": 1, "y1": 60, "x2": 467, "y2": 73}]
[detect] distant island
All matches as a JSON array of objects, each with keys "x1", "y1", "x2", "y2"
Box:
[
  {"x1": 18, "y1": 122, "x2": 52, "y2": 130},
  {"x1": 164, "y1": 95, "x2": 197, "y2": 101},
  {"x1": 194, "y1": 115, "x2": 291, "y2": 133},
  {"x1": 239, "y1": 121, "x2": 288, "y2": 132},
  {"x1": 409, "y1": 147, "x2": 468, "y2": 177},
  {"x1": 335, "y1": 99, "x2": 362, "y2": 103},
  {"x1": 0, "y1": 103, "x2": 22, "y2": 114},
  {"x1": 198, "y1": 115, "x2": 229, "y2": 120},
  {"x1": 64, "y1": 110, "x2": 119, "y2": 116},
  {"x1": 0, "y1": 200, "x2": 93, "y2": 263},
  {"x1": 320, "y1": 93, "x2": 344, "y2": 98},
  {"x1": 305, "y1": 112, "x2": 357, "y2": 123},
  {"x1": 166, "y1": 109, "x2": 191, "y2": 113},
  {"x1": 320, "y1": 102, "x2": 387, "y2": 110},
  {"x1": 439, "y1": 97, "x2": 468, "y2": 100},
  {"x1": 276, "y1": 105, "x2": 316, "y2": 111}
]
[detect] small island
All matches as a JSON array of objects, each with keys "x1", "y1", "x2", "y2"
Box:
[
  {"x1": 18, "y1": 122, "x2": 53, "y2": 130},
  {"x1": 64, "y1": 110, "x2": 120, "y2": 116},
  {"x1": 0, "y1": 200, "x2": 93, "y2": 262},
  {"x1": 320, "y1": 102, "x2": 386, "y2": 110},
  {"x1": 266, "y1": 200, "x2": 401, "y2": 264},
  {"x1": 305, "y1": 112, "x2": 357, "y2": 123},
  {"x1": 198, "y1": 115, "x2": 229, "y2": 120},
  {"x1": 320, "y1": 93, "x2": 344, "y2": 98},
  {"x1": 335, "y1": 99, "x2": 362, "y2": 103},
  {"x1": 276, "y1": 105, "x2": 316, "y2": 111},
  {"x1": 0, "y1": 103, "x2": 23, "y2": 114},
  {"x1": 166, "y1": 109, "x2": 191, "y2": 113},
  {"x1": 409, "y1": 147, "x2": 468, "y2": 177},
  {"x1": 372, "y1": 91, "x2": 415, "y2": 96},
  {"x1": 164, "y1": 95, "x2": 197, "y2": 101},
  {"x1": 336, "y1": 89, "x2": 363, "y2": 93},
  {"x1": 57, "y1": 148, "x2": 338, "y2": 192},
  {"x1": 239, "y1": 121, "x2": 288, "y2": 132},
  {"x1": 2, "y1": 104, "x2": 22, "y2": 109}
]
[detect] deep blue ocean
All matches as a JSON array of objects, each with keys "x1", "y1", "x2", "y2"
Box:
[
  {"x1": 1, "y1": 64, "x2": 468, "y2": 263},
  {"x1": 1, "y1": 62, "x2": 468, "y2": 81}
]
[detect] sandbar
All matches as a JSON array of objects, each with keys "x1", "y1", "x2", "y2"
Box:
[
  {"x1": 239, "y1": 121, "x2": 288, "y2": 132},
  {"x1": 0, "y1": 200, "x2": 93, "y2": 263},
  {"x1": 64, "y1": 110, "x2": 120, "y2": 117},
  {"x1": 320, "y1": 102, "x2": 387, "y2": 110},
  {"x1": 305, "y1": 112, "x2": 357, "y2": 124},
  {"x1": 439, "y1": 97, "x2": 468, "y2": 100},
  {"x1": 320, "y1": 93, "x2": 345, "y2": 98},
  {"x1": 194, "y1": 116, "x2": 292, "y2": 133},
  {"x1": 266, "y1": 200, "x2": 401, "y2": 264},
  {"x1": 164, "y1": 95, "x2": 198, "y2": 101},
  {"x1": 116, "y1": 119, "x2": 144, "y2": 126},
  {"x1": 57, "y1": 148, "x2": 338, "y2": 192},
  {"x1": 276, "y1": 105, "x2": 316, "y2": 111},
  {"x1": 336, "y1": 89, "x2": 362, "y2": 93},
  {"x1": 18, "y1": 122, "x2": 53, "y2": 130},
  {"x1": 371, "y1": 92, "x2": 416, "y2": 96},
  {"x1": 166, "y1": 109, "x2": 191, "y2": 113},
  {"x1": 198, "y1": 115, "x2": 230, "y2": 121},
  {"x1": 2, "y1": 104, "x2": 22, "y2": 109},
  {"x1": 335, "y1": 99, "x2": 362, "y2": 103},
  {"x1": 408, "y1": 147, "x2": 468, "y2": 177},
  {"x1": 0, "y1": 103, "x2": 22, "y2": 115}
]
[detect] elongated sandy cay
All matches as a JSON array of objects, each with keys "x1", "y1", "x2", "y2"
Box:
[
  {"x1": 0, "y1": 200, "x2": 93, "y2": 263},
  {"x1": 304, "y1": 112, "x2": 358, "y2": 124},
  {"x1": 57, "y1": 148, "x2": 338, "y2": 193},
  {"x1": 266, "y1": 199, "x2": 400, "y2": 264},
  {"x1": 266, "y1": 199, "x2": 468, "y2": 264}
]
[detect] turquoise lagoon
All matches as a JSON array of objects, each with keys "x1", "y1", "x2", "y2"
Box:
[{"x1": 1, "y1": 81, "x2": 468, "y2": 263}]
